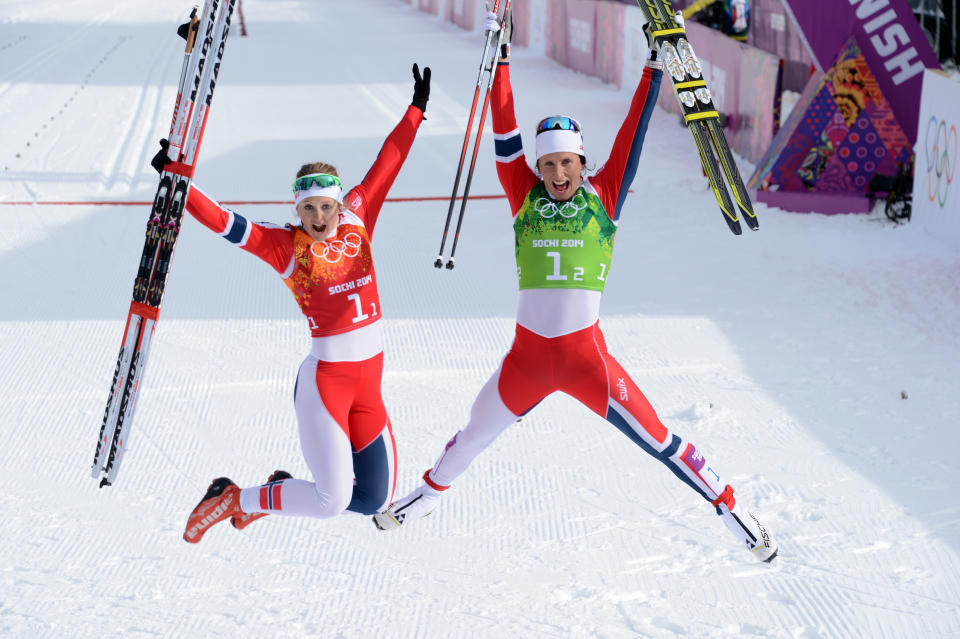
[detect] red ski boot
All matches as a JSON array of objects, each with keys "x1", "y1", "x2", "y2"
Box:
[{"x1": 183, "y1": 477, "x2": 242, "y2": 543}]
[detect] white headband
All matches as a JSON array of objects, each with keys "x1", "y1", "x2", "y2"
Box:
[
  {"x1": 294, "y1": 184, "x2": 343, "y2": 207},
  {"x1": 535, "y1": 129, "x2": 584, "y2": 160}
]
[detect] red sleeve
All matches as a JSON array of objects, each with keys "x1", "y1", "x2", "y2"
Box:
[
  {"x1": 345, "y1": 105, "x2": 424, "y2": 237},
  {"x1": 589, "y1": 63, "x2": 663, "y2": 222},
  {"x1": 490, "y1": 62, "x2": 540, "y2": 216},
  {"x1": 185, "y1": 186, "x2": 295, "y2": 275}
]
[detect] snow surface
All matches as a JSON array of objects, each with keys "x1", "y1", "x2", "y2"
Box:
[{"x1": 2, "y1": 0, "x2": 960, "y2": 637}]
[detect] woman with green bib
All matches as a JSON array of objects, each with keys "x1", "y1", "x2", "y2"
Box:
[{"x1": 375, "y1": 13, "x2": 777, "y2": 563}]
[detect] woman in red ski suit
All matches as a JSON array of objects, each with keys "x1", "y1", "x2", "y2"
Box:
[
  {"x1": 182, "y1": 64, "x2": 431, "y2": 543},
  {"x1": 374, "y1": 15, "x2": 777, "y2": 563}
]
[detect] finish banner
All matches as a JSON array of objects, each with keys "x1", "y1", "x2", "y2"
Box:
[
  {"x1": 749, "y1": 37, "x2": 913, "y2": 214},
  {"x1": 782, "y1": 0, "x2": 941, "y2": 143}
]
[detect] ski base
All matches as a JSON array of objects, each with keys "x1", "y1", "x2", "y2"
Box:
[
  {"x1": 637, "y1": 0, "x2": 758, "y2": 234},
  {"x1": 92, "y1": 0, "x2": 236, "y2": 487}
]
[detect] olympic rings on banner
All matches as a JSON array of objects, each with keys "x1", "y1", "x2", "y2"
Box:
[
  {"x1": 925, "y1": 115, "x2": 958, "y2": 208},
  {"x1": 533, "y1": 193, "x2": 588, "y2": 219},
  {"x1": 310, "y1": 232, "x2": 363, "y2": 263}
]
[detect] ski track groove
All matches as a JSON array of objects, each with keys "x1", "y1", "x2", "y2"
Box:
[
  {"x1": 0, "y1": 7, "x2": 116, "y2": 101},
  {"x1": 0, "y1": 15, "x2": 124, "y2": 187},
  {"x1": 100, "y1": 41, "x2": 163, "y2": 192}
]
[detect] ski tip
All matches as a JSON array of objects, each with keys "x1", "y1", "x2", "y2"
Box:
[
  {"x1": 434, "y1": 257, "x2": 443, "y2": 269},
  {"x1": 98, "y1": 478, "x2": 112, "y2": 489},
  {"x1": 445, "y1": 259, "x2": 456, "y2": 270}
]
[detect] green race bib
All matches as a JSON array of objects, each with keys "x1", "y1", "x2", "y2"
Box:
[{"x1": 513, "y1": 182, "x2": 616, "y2": 291}]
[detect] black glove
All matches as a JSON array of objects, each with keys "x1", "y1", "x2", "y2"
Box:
[
  {"x1": 151, "y1": 138, "x2": 170, "y2": 174},
  {"x1": 411, "y1": 63, "x2": 431, "y2": 114}
]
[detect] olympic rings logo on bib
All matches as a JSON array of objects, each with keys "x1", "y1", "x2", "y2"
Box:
[
  {"x1": 533, "y1": 193, "x2": 588, "y2": 219},
  {"x1": 310, "y1": 232, "x2": 363, "y2": 263}
]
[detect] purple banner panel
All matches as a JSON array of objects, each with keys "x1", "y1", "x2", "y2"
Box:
[
  {"x1": 756, "y1": 190, "x2": 872, "y2": 213},
  {"x1": 749, "y1": 0, "x2": 814, "y2": 91},
  {"x1": 749, "y1": 37, "x2": 913, "y2": 214},
  {"x1": 782, "y1": 0, "x2": 941, "y2": 143},
  {"x1": 750, "y1": 0, "x2": 813, "y2": 65}
]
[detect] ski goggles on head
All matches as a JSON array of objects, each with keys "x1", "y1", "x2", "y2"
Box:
[
  {"x1": 292, "y1": 173, "x2": 342, "y2": 193},
  {"x1": 536, "y1": 116, "x2": 583, "y2": 135},
  {"x1": 292, "y1": 173, "x2": 343, "y2": 206}
]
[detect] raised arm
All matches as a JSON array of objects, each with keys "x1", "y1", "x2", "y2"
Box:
[
  {"x1": 348, "y1": 64, "x2": 429, "y2": 236},
  {"x1": 590, "y1": 59, "x2": 663, "y2": 223},
  {"x1": 490, "y1": 59, "x2": 540, "y2": 216},
  {"x1": 185, "y1": 185, "x2": 295, "y2": 276}
]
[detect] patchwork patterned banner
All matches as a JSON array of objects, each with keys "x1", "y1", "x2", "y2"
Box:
[
  {"x1": 749, "y1": 37, "x2": 913, "y2": 213},
  {"x1": 782, "y1": 0, "x2": 941, "y2": 143}
]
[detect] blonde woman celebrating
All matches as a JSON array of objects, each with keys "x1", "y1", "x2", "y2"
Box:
[{"x1": 180, "y1": 64, "x2": 431, "y2": 543}]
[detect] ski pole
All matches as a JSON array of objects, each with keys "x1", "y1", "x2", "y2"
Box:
[
  {"x1": 446, "y1": 1, "x2": 511, "y2": 270},
  {"x1": 434, "y1": 0, "x2": 503, "y2": 268}
]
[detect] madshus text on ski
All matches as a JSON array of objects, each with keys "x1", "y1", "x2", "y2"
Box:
[{"x1": 91, "y1": 0, "x2": 237, "y2": 487}]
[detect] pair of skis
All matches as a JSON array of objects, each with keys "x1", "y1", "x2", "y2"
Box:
[
  {"x1": 636, "y1": 0, "x2": 758, "y2": 234},
  {"x1": 434, "y1": 0, "x2": 512, "y2": 269},
  {"x1": 91, "y1": 0, "x2": 236, "y2": 487},
  {"x1": 436, "y1": 0, "x2": 755, "y2": 255}
]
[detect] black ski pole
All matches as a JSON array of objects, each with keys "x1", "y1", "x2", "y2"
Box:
[
  {"x1": 434, "y1": 0, "x2": 504, "y2": 268},
  {"x1": 446, "y1": 2, "x2": 512, "y2": 270}
]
